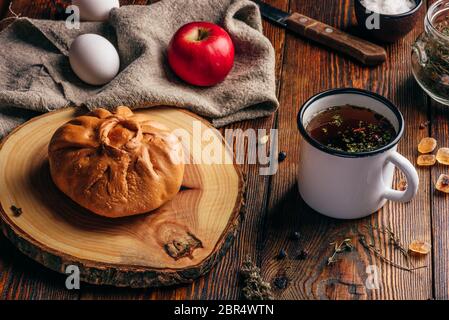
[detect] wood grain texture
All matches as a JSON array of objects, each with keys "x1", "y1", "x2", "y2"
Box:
[
  {"x1": 0, "y1": 0, "x2": 150, "y2": 30},
  {"x1": 79, "y1": 0, "x2": 289, "y2": 300},
  {"x1": 429, "y1": 0, "x2": 449, "y2": 301},
  {"x1": 0, "y1": 107, "x2": 244, "y2": 288},
  {"x1": 1, "y1": 0, "x2": 445, "y2": 300},
  {"x1": 0, "y1": 0, "x2": 153, "y2": 300},
  {"x1": 261, "y1": 0, "x2": 432, "y2": 300},
  {"x1": 0, "y1": 0, "x2": 81, "y2": 300},
  {"x1": 187, "y1": 0, "x2": 289, "y2": 300},
  {"x1": 0, "y1": 0, "x2": 10, "y2": 18},
  {"x1": 285, "y1": 12, "x2": 387, "y2": 66},
  {"x1": 430, "y1": 102, "x2": 449, "y2": 300},
  {"x1": 427, "y1": 0, "x2": 449, "y2": 303}
]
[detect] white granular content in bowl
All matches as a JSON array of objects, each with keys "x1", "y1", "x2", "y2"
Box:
[{"x1": 360, "y1": 0, "x2": 416, "y2": 15}]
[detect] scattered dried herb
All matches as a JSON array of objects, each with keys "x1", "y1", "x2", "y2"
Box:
[
  {"x1": 327, "y1": 239, "x2": 354, "y2": 265},
  {"x1": 273, "y1": 276, "x2": 288, "y2": 290},
  {"x1": 359, "y1": 236, "x2": 426, "y2": 272},
  {"x1": 240, "y1": 256, "x2": 273, "y2": 300},
  {"x1": 10, "y1": 205, "x2": 22, "y2": 217},
  {"x1": 368, "y1": 225, "x2": 408, "y2": 258},
  {"x1": 359, "y1": 225, "x2": 427, "y2": 272}
]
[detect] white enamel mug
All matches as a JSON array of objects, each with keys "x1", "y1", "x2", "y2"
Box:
[{"x1": 297, "y1": 88, "x2": 419, "y2": 219}]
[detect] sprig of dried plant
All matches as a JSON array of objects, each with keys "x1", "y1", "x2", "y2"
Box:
[
  {"x1": 364, "y1": 225, "x2": 409, "y2": 260},
  {"x1": 240, "y1": 256, "x2": 273, "y2": 300},
  {"x1": 328, "y1": 239, "x2": 354, "y2": 265},
  {"x1": 359, "y1": 225, "x2": 427, "y2": 272},
  {"x1": 359, "y1": 236, "x2": 426, "y2": 272}
]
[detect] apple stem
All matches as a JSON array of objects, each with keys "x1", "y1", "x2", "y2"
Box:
[{"x1": 196, "y1": 28, "x2": 210, "y2": 41}]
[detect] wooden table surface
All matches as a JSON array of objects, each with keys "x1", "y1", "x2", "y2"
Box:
[{"x1": 0, "y1": 0, "x2": 447, "y2": 300}]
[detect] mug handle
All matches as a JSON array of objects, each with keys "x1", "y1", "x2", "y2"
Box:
[{"x1": 382, "y1": 152, "x2": 419, "y2": 203}]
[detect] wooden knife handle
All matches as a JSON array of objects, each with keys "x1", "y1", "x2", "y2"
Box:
[{"x1": 286, "y1": 12, "x2": 387, "y2": 66}]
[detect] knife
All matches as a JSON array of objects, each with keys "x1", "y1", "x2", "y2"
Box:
[{"x1": 255, "y1": 1, "x2": 387, "y2": 66}]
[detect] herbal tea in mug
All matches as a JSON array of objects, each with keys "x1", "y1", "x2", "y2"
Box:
[
  {"x1": 306, "y1": 104, "x2": 397, "y2": 153},
  {"x1": 297, "y1": 88, "x2": 419, "y2": 219}
]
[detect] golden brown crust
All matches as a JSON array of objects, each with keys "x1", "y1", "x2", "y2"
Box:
[{"x1": 48, "y1": 107, "x2": 185, "y2": 218}]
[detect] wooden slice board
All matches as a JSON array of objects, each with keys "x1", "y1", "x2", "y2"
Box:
[{"x1": 0, "y1": 107, "x2": 244, "y2": 288}]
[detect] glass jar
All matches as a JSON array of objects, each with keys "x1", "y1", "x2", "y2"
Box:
[{"x1": 412, "y1": 0, "x2": 449, "y2": 105}]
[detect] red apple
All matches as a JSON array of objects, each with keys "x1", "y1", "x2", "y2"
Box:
[{"x1": 168, "y1": 22, "x2": 235, "y2": 87}]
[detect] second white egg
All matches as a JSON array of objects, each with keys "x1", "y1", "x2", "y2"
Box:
[
  {"x1": 69, "y1": 34, "x2": 120, "y2": 86},
  {"x1": 72, "y1": 0, "x2": 120, "y2": 22}
]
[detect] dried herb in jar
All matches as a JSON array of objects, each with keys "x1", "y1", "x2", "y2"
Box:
[{"x1": 413, "y1": 20, "x2": 449, "y2": 101}]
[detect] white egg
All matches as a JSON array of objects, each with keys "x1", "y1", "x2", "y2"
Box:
[
  {"x1": 72, "y1": 0, "x2": 120, "y2": 22},
  {"x1": 69, "y1": 34, "x2": 120, "y2": 86}
]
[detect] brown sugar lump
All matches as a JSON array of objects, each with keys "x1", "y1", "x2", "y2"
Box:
[
  {"x1": 436, "y1": 148, "x2": 449, "y2": 165},
  {"x1": 417, "y1": 154, "x2": 436, "y2": 166},
  {"x1": 436, "y1": 174, "x2": 449, "y2": 194},
  {"x1": 48, "y1": 106, "x2": 185, "y2": 218},
  {"x1": 409, "y1": 240, "x2": 431, "y2": 255},
  {"x1": 417, "y1": 137, "x2": 437, "y2": 154}
]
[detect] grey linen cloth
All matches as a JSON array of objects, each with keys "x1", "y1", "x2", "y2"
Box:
[{"x1": 0, "y1": 0, "x2": 278, "y2": 138}]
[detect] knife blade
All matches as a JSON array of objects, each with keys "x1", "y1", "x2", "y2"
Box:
[
  {"x1": 254, "y1": 0, "x2": 387, "y2": 66},
  {"x1": 256, "y1": 0, "x2": 289, "y2": 28}
]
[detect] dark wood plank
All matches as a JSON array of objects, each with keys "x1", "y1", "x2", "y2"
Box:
[
  {"x1": 426, "y1": 0, "x2": 449, "y2": 302},
  {"x1": 430, "y1": 103, "x2": 449, "y2": 300},
  {"x1": 0, "y1": 0, "x2": 150, "y2": 27},
  {"x1": 0, "y1": 0, "x2": 10, "y2": 18},
  {"x1": 79, "y1": 0, "x2": 289, "y2": 300},
  {"x1": 0, "y1": 0, "x2": 80, "y2": 300},
  {"x1": 0, "y1": 232, "x2": 79, "y2": 300},
  {"x1": 1, "y1": 0, "x2": 439, "y2": 300},
  {"x1": 261, "y1": 0, "x2": 433, "y2": 299},
  {"x1": 429, "y1": 0, "x2": 449, "y2": 301},
  {"x1": 190, "y1": 0, "x2": 289, "y2": 300},
  {"x1": 9, "y1": 0, "x2": 57, "y2": 20},
  {"x1": 0, "y1": 0, "x2": 149, "y2": 300}
]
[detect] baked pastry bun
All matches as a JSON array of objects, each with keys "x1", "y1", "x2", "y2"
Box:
[{"x1": 48, "y1": 106, "x2": 185, "y2": 218}]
